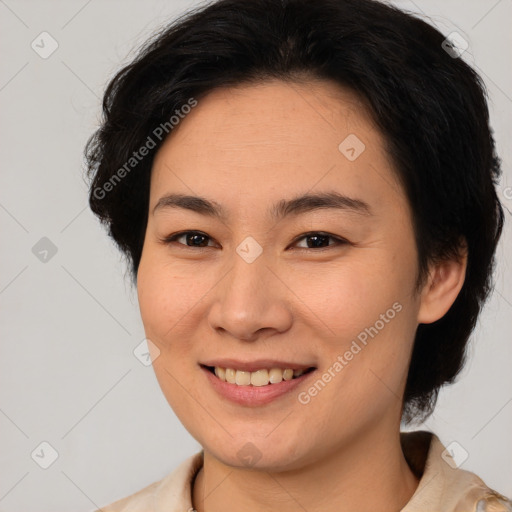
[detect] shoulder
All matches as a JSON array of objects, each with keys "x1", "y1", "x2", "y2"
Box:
[
  {"x1": 93, "y1": 451, "x2": 204, "y2": 512},
  {"x1": 401, "y1": 430, "x2": 512, "y2": 512},
  {"x1": 96, "y1": 479, "x2": 161, "y2": 512}
]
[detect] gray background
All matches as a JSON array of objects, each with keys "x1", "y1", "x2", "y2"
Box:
[{"x1": 0, "y1": 0, "x2": 511, "y2": 510}]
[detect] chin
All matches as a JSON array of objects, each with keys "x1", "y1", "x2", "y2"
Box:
[{"x1": 200, "y1": 432, "x2": 315, "y2": 472}]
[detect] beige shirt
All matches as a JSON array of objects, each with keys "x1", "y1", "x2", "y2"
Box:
[{"x1": 96, "y1": 430, "x2": 512, "y2": 511}]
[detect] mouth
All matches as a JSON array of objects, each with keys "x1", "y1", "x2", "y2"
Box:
[
  {"x1": 201, "y1": 364, "x2": 316, "y2": 386},
  {"x1": 200, "y1": 363, "x2": 317, "y2": 406}
]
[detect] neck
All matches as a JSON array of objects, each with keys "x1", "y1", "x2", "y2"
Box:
[{"x1": 192, "y1": 426, "x2": 420, "y2": 512}]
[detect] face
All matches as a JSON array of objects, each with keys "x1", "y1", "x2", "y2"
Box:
[{"x1": 137, "y1": 79, "x2": 424, "y2": 470}]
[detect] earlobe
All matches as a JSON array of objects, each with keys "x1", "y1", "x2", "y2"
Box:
[{"x1": 417, "y1": 246, "x2": 468, "y2": 324}]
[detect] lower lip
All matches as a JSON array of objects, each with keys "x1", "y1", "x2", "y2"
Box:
[{"x1": 201, "y1": 366, "x2": 315, "y2": 406}]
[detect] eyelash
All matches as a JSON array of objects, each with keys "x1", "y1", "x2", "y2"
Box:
[{"x1": 160, "y1": 230, "x2": 349, "y2": 252}]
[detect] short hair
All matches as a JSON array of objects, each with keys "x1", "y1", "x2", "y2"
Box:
[{"x1": 84, "y1": 0, "x2": 504, "y2": 424}]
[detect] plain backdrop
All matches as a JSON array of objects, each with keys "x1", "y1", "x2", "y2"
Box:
[{"x1": 0, "y1": 0, "x2": 511, "y2": 510}]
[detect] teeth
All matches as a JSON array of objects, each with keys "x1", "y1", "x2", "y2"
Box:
[
  {"x1": 235, "y1": 370, "x2": 251, "y2": 386},
  {"x1": 250, "y1": 369, "x2": 269, "y2": 387},
  {"x1": 212, "y1": 366, "x2": 310, "y2": 386},
  {"x1": 269, "y1": 368, "x2": 283, "y2": 384},
  {"x1": 225, "y1": 368, "x2": 236, "y2": 384},
  {"x1": 214, "y1": 367, "x2": 226, "y2": 381},
  {"x1": 283, "y1": 368, "x2": 293, "y2": 381}
]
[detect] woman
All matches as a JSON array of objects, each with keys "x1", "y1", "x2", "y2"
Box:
[{"x1": 85, "y1": 0, "x2": 512, "y2": 510}]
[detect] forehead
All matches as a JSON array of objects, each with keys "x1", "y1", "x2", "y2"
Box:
[
  {"x1": 150, "y1": 79, "x2": 404, "y2": 215},
  {"x1": 163, "y1": 78, "x2": 375, "y2": 152}
]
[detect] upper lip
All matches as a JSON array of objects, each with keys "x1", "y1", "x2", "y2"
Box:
[{"x1": 200, "y1": 359, "x2": 316, "y2": 372}]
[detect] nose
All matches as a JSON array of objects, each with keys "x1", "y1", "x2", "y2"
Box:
[{"x1": 207, "y1": 252, "x2": 293, "y2": 342}]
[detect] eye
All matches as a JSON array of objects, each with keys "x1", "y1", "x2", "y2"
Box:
[
  {"x1": 161, "y1": 231, "x2": 215, "y2": 249},
  {"x1": 160, "y1": 230, "x2": 348, "y2": 251},
  {"x1": 291, "y1": 232, "x2": 348, "y2": 251}
]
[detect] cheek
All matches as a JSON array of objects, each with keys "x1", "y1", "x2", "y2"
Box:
[
  {"x1": 290, "y1": 255, "x2": 412, "y2": 340},
  {"x1": 137, "y1": 255, "x2": 211, "y2": 342},
  {"x1": 136, "y1": 256, "x2": 211, "y2": 428},
  {"x1": 291, "y1": 254, "x2": 418, "y2": 400},
  {"x1": 137, "y1": 265, "x2": 199, "y2": 414}
]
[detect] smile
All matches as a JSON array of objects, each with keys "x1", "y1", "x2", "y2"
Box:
[
  {"x1": 200, "y1": 360, "x2": 317, "y2": 406},
  {"x1": 208, "y1": 366, "x2": 315, "y2": 386}
]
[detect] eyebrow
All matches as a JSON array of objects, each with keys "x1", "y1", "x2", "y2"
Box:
[{"x1": 153, "y1": 191, "x2": 372, "y2": 221}]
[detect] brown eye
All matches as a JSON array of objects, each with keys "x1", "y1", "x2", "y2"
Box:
[
  {"x1": 161, "y1": 230, "x2": 348, "y2": 251},
  {"x1": 292, "y1": 232, "x2": 348, "y2": 250},
  {"x1": 162, "y1": 231, "x2": 214, "y2": 248}
]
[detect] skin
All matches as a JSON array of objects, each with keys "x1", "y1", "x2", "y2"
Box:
[{"x1": 136, "y1": 79, "x2": 467, "y2": 512}]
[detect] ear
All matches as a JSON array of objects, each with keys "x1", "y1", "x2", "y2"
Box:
[{"x1": 417, "y1": 243, "x2": 468, "y2": 324}]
